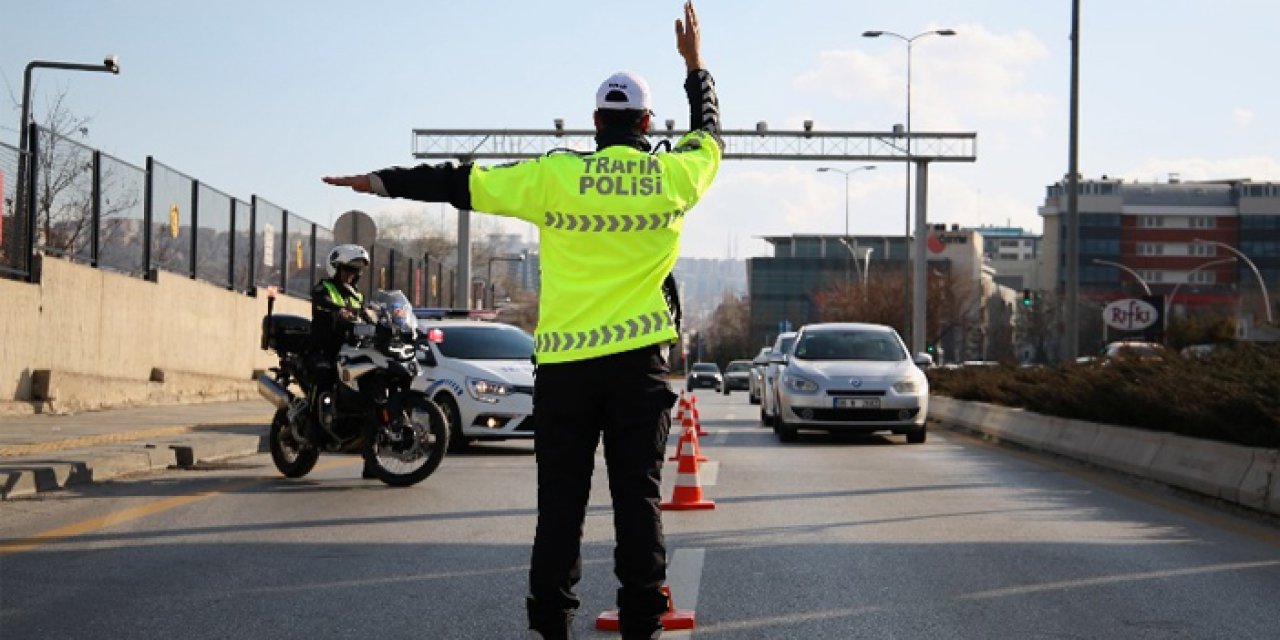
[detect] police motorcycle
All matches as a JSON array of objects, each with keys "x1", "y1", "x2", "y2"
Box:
[{"x1": 257, "y1": 289, "x2": 449, "y2": 486}]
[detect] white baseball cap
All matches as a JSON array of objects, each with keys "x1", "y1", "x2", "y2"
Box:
[{"x1": 595, "y1": 71, "x2": 652, "y2": 112}]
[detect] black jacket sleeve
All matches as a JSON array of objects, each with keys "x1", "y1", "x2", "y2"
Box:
[
  {"x1": 684, "y1": 69, "x2": 720, "y2": 134},
  {"x1": 374, "y1": 162, "x2": 474, "y2": 210}
]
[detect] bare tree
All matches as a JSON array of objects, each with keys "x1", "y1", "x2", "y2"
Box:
[
  {"x1": 32, "y1": 91, "x2": 94, "y2": 256},
  {"x1": 703, "y1": 292, "x2": 751, "y2": 364},
  {"x1": 812, "y1": 267, "x2": 910, "y2": 333},
  {"x1": 13, "y1": 87, "x2": 142, "y2": 271}
]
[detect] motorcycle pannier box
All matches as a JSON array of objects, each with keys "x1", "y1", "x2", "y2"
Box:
[{"x1": 262, "y1": 314, "x2": 311, "y2": 353}]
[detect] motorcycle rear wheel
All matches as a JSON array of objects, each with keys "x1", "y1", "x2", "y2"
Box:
[
  {"x1": 364, "y1": 397, "x2": 449, "y2": 487},
  {"x1": 269, "y1": 408, "x2": 320, "y2": 478}
]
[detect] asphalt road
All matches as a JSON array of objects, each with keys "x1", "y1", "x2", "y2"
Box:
[{"x1": 3, "y1": 393, "x2": 1280, "y2": 639}]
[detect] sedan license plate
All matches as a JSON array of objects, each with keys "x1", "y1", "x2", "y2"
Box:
[{"x1": 835, "y1": 397, "x2": 880, "y2": 409}]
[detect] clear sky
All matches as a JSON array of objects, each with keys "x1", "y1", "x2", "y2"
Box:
[{"x1": 4, "y1": 1, "x2": 1278, "y2": 259}]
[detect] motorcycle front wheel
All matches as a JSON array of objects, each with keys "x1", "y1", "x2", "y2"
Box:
[
  {"x1": 269, "y1": 408, "x2": 320, "y2": 478},
  {"x1": 364, "y1": 396, "x2": 449, "y2": 487}
]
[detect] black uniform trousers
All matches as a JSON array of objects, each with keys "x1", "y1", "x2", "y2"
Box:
[{"x1": 527, "y1": 344, "x2": 678, "y2": 640}]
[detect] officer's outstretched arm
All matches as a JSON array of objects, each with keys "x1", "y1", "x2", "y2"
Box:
[{"x1": 323, "y1": 162, "x2": 474, "y2": 211}]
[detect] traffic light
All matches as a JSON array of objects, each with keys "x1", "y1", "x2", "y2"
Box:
[
  {"x1": 1021, "y1": 288, "x2": 1033, "y2": 308},
  {"x1": 925, "y1": 344, "x2": 937, "y2": 355}
]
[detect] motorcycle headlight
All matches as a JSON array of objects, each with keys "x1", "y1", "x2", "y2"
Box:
[
  {"x1": 893, "y1": 377, "x2": 922, "y2": 394},
  {"x1": 783, "y1": 373, "x2": 819, "y2": 393},
  {"x1": 467, "y1": 377, "x2": 513, "y2": 403}
]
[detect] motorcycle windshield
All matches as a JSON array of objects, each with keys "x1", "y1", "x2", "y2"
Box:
[{"x1": 372, "y1": 290, "x2": 418, "y2": 334}]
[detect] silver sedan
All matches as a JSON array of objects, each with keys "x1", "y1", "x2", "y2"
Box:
[{"x1": 772, "y1": 323, "x2": 931, "y2": 444}]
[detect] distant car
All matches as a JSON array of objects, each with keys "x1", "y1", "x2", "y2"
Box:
[
  {"x1": 748, "y1": 347, "x2": 772, "y2": 405},
  {"x1": 1101, "y1": 340, "x2": 1167, "y2": 361},
  {"x1": 759, "y1": 331, "x2": 798, "y2": 427},
  {"x1": 771, "y1": 322, "x2": 931, "y2": 444},
  {"x1": 722, "y1": 360, "x2": 752, "y2": 395},
  {"x1": 686, "y1": 362, "x2": 722, "y2": 392}
]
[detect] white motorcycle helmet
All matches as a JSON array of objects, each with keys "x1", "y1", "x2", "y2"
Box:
[{"x1": 326, "y1": 244, "x2": 371, "y2": 279}]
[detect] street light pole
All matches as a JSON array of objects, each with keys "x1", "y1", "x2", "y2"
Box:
[
  {"x1": 863, "y1": 28, "x2": 955, "y2": 354},
  {"x1": 817, "y1": 165, "x2": 876, "y2": 287},
  {"x1": 16, "y1": 56, "x2": 120, "y2": 278},
  {"x1": 816, "y1": 165, "x2": 876, "y2": 239},
  {"x1": 486, "y1": 254, "x2": 526, "y2": 309},
  {"x1": 1091, "y1": 259, "x2": 1152, "y2": 296},
  {"x1": 1193, "y1": 238, "x2": 1273, "y2": 324},
  {"x1": 1168, "y1": 257, "x2": 1237, "y2": 314}
]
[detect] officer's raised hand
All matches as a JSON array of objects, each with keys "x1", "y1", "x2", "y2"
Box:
[{"x1": 675, "y1": 0, "x2": 704, "y2": 71}]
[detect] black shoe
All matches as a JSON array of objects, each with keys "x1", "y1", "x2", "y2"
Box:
[{"x1": 361, "y1": 463, "x2": 378, "y2": 479}]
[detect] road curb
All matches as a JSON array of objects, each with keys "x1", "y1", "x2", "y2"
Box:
[
  {"x1": 929, "y1": 395, "x2": 1280, "y2": 517},
  {"x1": 0, "y1": 431, "x2": 266, "y2": 500}
]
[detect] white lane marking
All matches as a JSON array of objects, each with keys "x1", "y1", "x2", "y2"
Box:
[{"x1": 664, "y1": 547, "x2": 706, "y2": 640}]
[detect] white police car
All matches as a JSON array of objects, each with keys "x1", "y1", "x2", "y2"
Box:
[{"x1": 411, "y1": 309, "x2": 535, "y2": 451}]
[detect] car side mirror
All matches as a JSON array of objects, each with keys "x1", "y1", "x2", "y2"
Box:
[
  {"x1": 769, "y1": 352, "x2": 788, "y2": 365},
  {"x1": 914, "y1": 352, "x2": 934, "y2": 367}
]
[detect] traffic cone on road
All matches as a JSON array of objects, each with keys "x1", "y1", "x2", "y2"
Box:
[
  {"x1": 661, "y1": 431, "x2": 715, "y2": 511},
  {"x1": 596, "y1": 585, "x2": 697, "y2": 632},
  {"x1": 668, "y1": 414, "x2": 707, "y2": 462},
  {"x1": 673, "y1": 392, "x2": 690, "y2": 425},
  {"x1": 689, "y1": 394, "x2": 707, "y2": 436}
]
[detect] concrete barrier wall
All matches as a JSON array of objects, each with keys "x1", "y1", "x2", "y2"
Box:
[
  {"x1": 930, "y1": 395, "x2": 1280, "y2": 517},
  {"x1": 0, "y1": 257, "x2": 309, "y2": 412}
]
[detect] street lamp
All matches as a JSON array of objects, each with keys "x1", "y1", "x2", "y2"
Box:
[
  {"x1": 862, "y1": 28, "x2": 956, "y2": 354},
  {"x1": 1168, "y1": 257, "x2": 1237, "y2": 314},
  {"x1": 16, "y1": 55, "x2": 120, "y2": 277},
  {"x1": 1091, "y1": 259, "x2": 1152, "y2": 296},
  {"x1": 1193, "y1": 238, "x2": 1273, "y2": 324},
  {"x1": 487, "y1": 254, "x2": 525, "y2": 308},
  {"x1": 816, "y1": 165, "x2": 876, "y2": 238},
  {"x1": 838, "y1": 237, "x2": 874, "y2": 297}
]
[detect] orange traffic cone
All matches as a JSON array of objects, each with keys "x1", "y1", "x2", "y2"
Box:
[
  {"x1": 673, "y1": 392, "x2": 690, "y2": 424},
  {"x1": 661, "y1": 432, "x2": 715, "y2": 511},
  {"x1": 596, "y1": 585, "x2": 696, "y2": 632},
  {"x1": 689, "y1": 394, "x2": 707, "y2": 436},
  {"x1": 668, "y1": 414, "x2": 707, "y2": 462}
]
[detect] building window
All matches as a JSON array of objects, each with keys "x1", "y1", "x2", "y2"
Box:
[
  {"x1": 1189, "y1": 271, "x2": 1215, "y2": 284},
  {"x1": 1139, "y1": 270, "x2": 1164, "y2": 283},
  {"x1": 1241, "y1": 240, "x2": 1280, "y2": 257},
  {"x1": 1081, "y1": 239, "x2": 1121, "y2": 254},
  {"x1": 1082, "y1": 213, "x2": 1121, "y2": 227},
  {"x1": 1248, "y1": 185, "x2": 1266, "y2": 197},
  {"x1": 1188, "y1": 243, "x2": 1216, "y2": 257},
  {"x1": 1137, "y1": 216, "x2": 1164, "y2": 228},
  {"x1": 1189, "y1": 216, "x2": 1216, "y2": 229},
  {"x1": 1137, "y1": 243, "x2": 1164, "y2": 256},
  {"x1": 1241, "y1": 215, "x2": 1280, "y2": 230}
]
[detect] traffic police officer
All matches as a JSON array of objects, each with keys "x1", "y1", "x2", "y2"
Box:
[
  {"x1": 310, "y1": 244, "x2": 378, "y2": 479},
  {"x1": 323, "y1": 3, "x2": 719, "y2": 636}
]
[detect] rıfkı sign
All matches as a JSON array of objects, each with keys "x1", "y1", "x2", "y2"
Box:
[{"x1": 1103, "y1": 298, "x2": 1159, "y2": 331}]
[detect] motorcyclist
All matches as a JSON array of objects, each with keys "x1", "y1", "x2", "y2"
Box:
[{"x1": 309, "y1": 244, "x2": 374, "y2": 476}]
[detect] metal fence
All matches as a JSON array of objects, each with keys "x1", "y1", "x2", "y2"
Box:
[{"x1": 3, "y1": 124, "x2": 458, "y2": 308}]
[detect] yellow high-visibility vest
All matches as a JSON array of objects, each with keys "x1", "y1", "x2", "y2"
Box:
[
  {"x1": 470, "y1": 130, "x2": 721, "y2": 364},
  {"x1": 322, "y1": 280, "x2": 364, "y2": 309}
]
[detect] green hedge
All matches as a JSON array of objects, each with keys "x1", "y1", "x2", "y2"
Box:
[{"x1": 926, "y1": 344, "x2": 1280, "y2": 448}]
